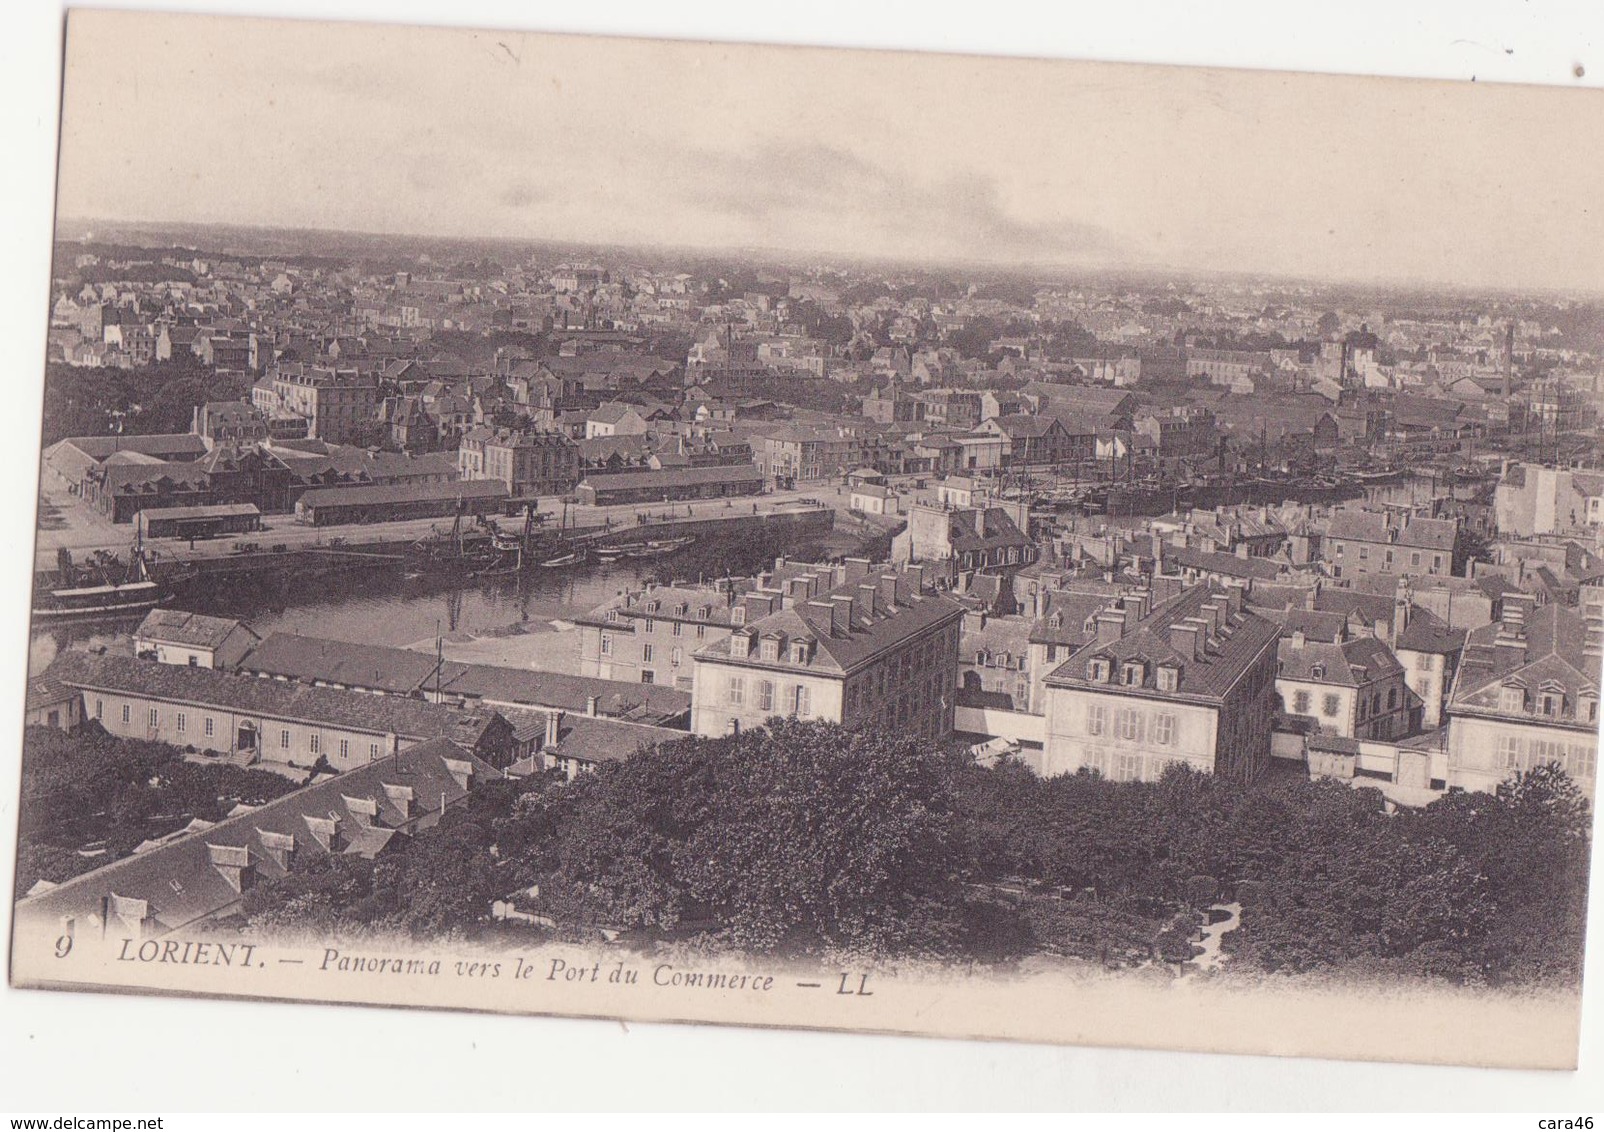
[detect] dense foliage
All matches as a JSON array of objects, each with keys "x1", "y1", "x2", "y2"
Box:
[
  {"x1": 41, "y1": 358, "x2": 254, "y2": 444},
  {"x1": 236, "y1": 718, "x2": 1593, "y2": 986},
  {"x1": 16, "y1": 724, "x2": 301, "y2": 893}
]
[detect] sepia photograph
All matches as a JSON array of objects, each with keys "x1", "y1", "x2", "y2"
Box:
[{"x1": 5, "y1": 0, "x2": 1604, "y2": 1110}]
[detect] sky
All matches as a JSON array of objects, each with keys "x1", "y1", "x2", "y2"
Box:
[{"x1": 53, "y1": 9, "x2": 1604, "y2": 292}]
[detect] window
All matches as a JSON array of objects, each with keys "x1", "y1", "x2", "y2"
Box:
[
  {"x1": 672, "y1": 621, "x2": 682, "y2": 637},
  {"x1": 1387, "y1": 687, "x2": 1398, "y2": 710},
  {"x1": 1500, "y1": 685, "x2": 1526, "y2": 712},
  {"x1": 1086, "y1": 703, "x2": 1107, "y2": 736},
  {"x1": 1357, "y1": 697, "x2": 1368, "y2": 722},
  {"x1": 1541, "y1": 694, "x2": 1560, "y2": 717},
  {"x1": 1153, "y1": 713, "x2": 1175, "y2": 746},
  {"x1": 696, "y1": 624, "x2": 706, "y2": 639},
  {"x1": 642, "y1": 643, "x2": 654, "y2": 663},
  {"x1": 1433, "y1": 555, "x2": 1444, "y2": 571},
  {"x1": 177, "y1": 712, "x2": 186, "y2": 733},
  {"x1": 1322, "y1": 693, "x2": 1341, "y2": 717},
  {"x1": 600, "y1": 633, "x2": 612, "y2": 656},
  {"x1": 281, "y1": 729, "x2": 290, "y2": 749},
  {"x1": 1156, "y1": 665, "x2": 1178, "y2": 692},
  {"x1": 1115, "y1": 708, "x2": 1144, "y2": 743},
  {"x1": 310, "y1": 733, "x2": 320, "y2": 754},
  {"x1": 339, "y1": 739, "x2": 349, "y2": 760},
  {"x1": 1497, "y1": 734, "x2": 1523, "y2": 770},
  {"x1": 761, "y1": 639, "x2": 780, "y2": 662},
  {"x1": 94, "y1": 699, "x2": 103, "y2": 720},
  {"x1": 793, "y1": 685, "x2": 811, "y2": 717},
  {"x1": 726, "y1": 676, "x2": 745, "y2": 706},
  {"x1": 204, "y1": 717, "x2": 214, "y2": 737},
  {"x1": 1411, "y1": 552, "x2": 1421, "y2": 567},
  {"x1": 641, "y1": 670, "x2": 655, "y2": 684},
  {"x1": 1293, "y1": 690, "x2": 1312, "y2": 715},
  {"x1": 188, "y1": 655, "x2": 199, "y2": 667},
  {"x1": 148, "y1": 707, "x2": 159, "y2": 727},
  {"x1": 671, "y1": 647, "x2": 683, "y2": 667},
  {"x1": 644, "y1": 618, "x2": 655, "y2": 633},
  {"x1": 1117, "y1": 752, "x2": 1144, "y2": 782},
  {"x1": 757, "y1": 680, "x2": 775, "y2": 712},
  {"x1": 121, "y1": 704, "x2": 131, "y2": 724}
]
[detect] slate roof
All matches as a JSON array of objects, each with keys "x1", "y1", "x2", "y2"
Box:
[
  {"x1": 1167, "y1": 546, "x2": 1284, "y2": 582},
  {"x1": 296, "y1": 479, "x2": 509, "y2": 509},
  {"x1": 51, "y1": 434, "x2": 208, "y2": 463},
  {"x1": 13, "y1": 739, "x2": 501, "y2": 935},
  {"x1": 240, "y1": 633, "x2": 445, "y2": 695},
  {"x1": 1276, "y1": 635, "x2": 1403, "y2": 687},
  {"x1": 1044, "y1": 584, "x2": 1281, "y2": 704},
  {"x1": 696, "y1": 570, "x2": 965, "y2": 677},
  {"x1": 1028, "y1": 591, "x2": 1112, "y2": 647},
  {"x1": 578, "y1": 464, "x2": 764, "y2": 492},
  {"x1": 1394, "y1": 606, "x2": 1468, "y2": 655},
  {"x1": 46, "y1": 652, "x2": 506, "y2": 747},
  {"x1": 135, "y1": 610, "x2": 257, "y2": 651},
  {"x1": 946, "y1": 507, "x2": 1033, "y2": 553},
  {"x1": 1448, "y1": 603, "x2": 1599, "y2": 726},
  {"x1": 1326, "y1": 509, "x2": 1459, "y2": 553}
]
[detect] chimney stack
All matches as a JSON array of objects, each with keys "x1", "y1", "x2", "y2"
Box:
[
  {"x1": 1170, "y1": 620, "x2": 1203, "y2": 660},
  {"x1": 1095, "y1": 609, "x2": 1127, "y2": 644},
  {"x1": 877, "y1": 573, "x2": 900, "y2": 612},
  {"x1": 855, "y1": 582, "x2": 878, "y2": 623},
  {"x1": 585, "y1": 695, "x2": 599, "y2": 717},
  {"x1": 830, "y1": 595, "x2": 855, "y2": 636},
  {"x1": 544, "y1": 709, "x2": 563, "y2": 751}
]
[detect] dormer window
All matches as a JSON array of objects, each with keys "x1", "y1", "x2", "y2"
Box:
[
  {"x1": 761, "y1": 637, "x2": 781, "y2": 662},
  {"x1": 646, "y1": 600, "x2": 660, "y2": 614},
  {"x1": 1088, "y1": 657, "x2": 1111, "y2": 683},
  {"x1": 606, "y1": 609, "x2": 619, "y2": 622},
  {"x1": 697, "y1": 606, "x2": 710, "y2": 621},
  {"x1": 1049, "y1": 612, "x2": 1063, "y2": 630},
  {"x1": 1156, "y1": 665, "x2": 1179, "y2": 693},
  {"x1": 1500, "y1": 684, "x2": 1527, "y2": 713},
  {"x1": 1311, "y1": 664, "x2": 1326, "y2": 681},
  {"x1": 676, "y1": 603, "x2": 688, "y2": 617},
  {"x1": 732, "y1": 607, "x2": 746, "y2": 626},
  {"x1": 1121, "y1": 661, "x2": 1145, "y2": 687},
  {"x1": 790, "y1": 638, "x2": 813, "y2": 664}
]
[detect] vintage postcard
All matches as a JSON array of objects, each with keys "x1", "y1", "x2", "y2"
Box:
[{"x1": 9, "y1": 8, "x2": 1603, "y2": 1072}]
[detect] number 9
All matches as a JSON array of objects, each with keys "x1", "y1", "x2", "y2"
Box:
[{"x1": 53, "y1": 934, "x2": 73, "y2": 959}]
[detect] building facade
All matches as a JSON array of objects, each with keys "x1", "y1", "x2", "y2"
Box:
[
  {"x1": 690, "y1": 560, "x2": 964, "y2": 742},
  {"x1": 1041, "y1": 585, "x2": 1280, "y2": 783}
]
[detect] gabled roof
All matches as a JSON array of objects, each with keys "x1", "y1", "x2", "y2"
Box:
[
  {"x1": 46, "y1": 652, "x2": 507, "y2": 747},
  {"x1": 1277, "y1": 635, "x2": 1403, "y2": 687},
  {"x1": 1028, "y1": 591, "x2": 1112, "y2": 646},
  {"x1": 135, "y1": 610, "x2": 257, "y2": 652}
]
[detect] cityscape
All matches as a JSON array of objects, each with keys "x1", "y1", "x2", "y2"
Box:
[
  {"x1": 16, "y1": 220, "x2": 1598, "y2": 986},
  {"x1": 9, "y1": 13, "x2": 1603, "y2": 1068}
]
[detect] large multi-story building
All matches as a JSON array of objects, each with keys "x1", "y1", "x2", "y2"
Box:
[
  {"x1": 1275, "y1": 631, "x2": 1419, "y2": 741},
  {"x1": 1322, "y1": 508, "x2": 1461, "y2": 579},
  {"x1": 457, "y1": 427, "x2": 579, "y2": 497},
  {"x1": 895, "y1": 502, "x2": 1039, "y2": 587},
  {"x1": 263, "y1": 366, "x2": 379, "y2": 445},
  {"x1": 1445, "y1": 600, "x2": 1599, "y2": 799},
  {"x1": 1392, "y1": 606, "x2": 1467, "y2": 730},
  {"x1": 576, "y1": 582, "x2": 743, "y2": 690},
  {"x1": 1040, "y1": 584, "x2": 1281, "y2": 783},
  {"x1": 690, "y1": 559, "x2": 964, "y2": 742}
]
